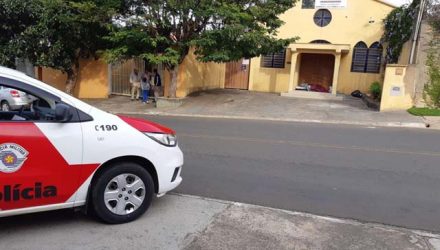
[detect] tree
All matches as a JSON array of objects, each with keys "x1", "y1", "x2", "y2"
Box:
[
  {"x1": 426, "y1": 0, "x2": 440, "y2": 32},
  {"x1": 0, "y1": 0, "x2": 119, "y2": 94},
  {"x1": 423, "y1": 0, "x2": 440, "y2": 107},
  {"x1": 423, "y1": 42, "x2": 440, "y2": 107},
  {"x1": 105, "y1": 0, "x2": 297, "y2": 98},
  {"x1": 0, "y1": 1, "x2": 41, "y2": 68},
  {"x1": 27, "y1": 0, "x2": 120, "y2": 93}
]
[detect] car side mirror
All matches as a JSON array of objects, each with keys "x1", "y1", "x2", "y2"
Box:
[{"x1": 55, "y1": 103, "x2": 73, "y2": 122}]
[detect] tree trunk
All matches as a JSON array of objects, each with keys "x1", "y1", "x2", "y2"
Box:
[
  {"x1": 168, "y1": 65, "x2": 179, "y2": 98},
  {"x1": 65, "y1": 64, "x2": 79, "y2": 95},
  {"x1": 15, "y1": 58, "x2": 35, "y2": 77}
]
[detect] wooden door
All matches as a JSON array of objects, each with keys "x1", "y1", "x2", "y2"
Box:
[
  {"x1": 299, "y1": 54, "x2": 335, "y2": 90},
  {"x1": 225, "y1": 59, "x2": 249, "y2": 90}
]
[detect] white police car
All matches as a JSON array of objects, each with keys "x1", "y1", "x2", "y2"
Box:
[{"x1": 0, "y1": 66, "x2": 183, "y2": 224}]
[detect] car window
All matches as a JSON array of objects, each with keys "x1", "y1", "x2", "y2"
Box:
[{"x1": 0, "y1": 84, "x2": 56, "y2": 122}]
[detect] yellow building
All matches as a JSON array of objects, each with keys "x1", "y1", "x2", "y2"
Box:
[
  {"x1": 247, "y1": 0, "x2": 396, "y2": 98},
  {"x1": 39, "y1": 0, "x2": 398, "y2": 99}
]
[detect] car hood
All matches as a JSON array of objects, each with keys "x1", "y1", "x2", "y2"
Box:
[{"x1": 118, "y1": 115, "x2": 175, "y2": 134}]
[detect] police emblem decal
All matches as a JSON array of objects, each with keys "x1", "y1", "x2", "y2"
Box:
[{"x1": 0, "y1": 143, "x2": 29, "y2": 173}]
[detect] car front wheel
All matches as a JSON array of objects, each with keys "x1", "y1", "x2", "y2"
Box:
[{"x1": 91, "y1": 162, "x2": 155, "y2": 224}]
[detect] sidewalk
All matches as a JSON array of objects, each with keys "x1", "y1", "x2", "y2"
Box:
[
  {"x1": 181, "y1": 195, "x2": 440, "y2": 250},
  {"x1": 2, "y1": 194, "x2": 439, "y2": 250},
  {"x1": 424, "y1": 117, "x2": 440, "y2": 129},
  {"x1": 85, "y1": 89, "x2": 426, "y2": 129}
]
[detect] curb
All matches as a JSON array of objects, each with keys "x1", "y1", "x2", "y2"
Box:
[
  {"x1": 114, "y1": 111, "x2": 428, "y2": 129},
  {"x1": 422, "y1": 116, "x2": 440, "y2": 129},
  {"x1": 170, "y1": 193, "x2": 440, "y2": 240}
]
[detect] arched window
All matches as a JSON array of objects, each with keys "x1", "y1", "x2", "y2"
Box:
[
  {"x1": 366, "y1": 42, "x2": 383, "y2": 73},
  {"x1": 310, "y1": 40, "x2": 331, "y2": 44},
  {"x1": 351, "y1": 42, "x2": 368, "y2": 73},
  {"x1": 314, "y1": 9, "x2": 332, "y2": 27}
]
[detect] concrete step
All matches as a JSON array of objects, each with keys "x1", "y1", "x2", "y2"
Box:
[{"x1": 281, "y1": 90, "x2": 344, "y2": 101}]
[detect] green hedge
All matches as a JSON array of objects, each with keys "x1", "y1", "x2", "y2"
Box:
[{"x1": 408, "y1": 107, "x2": 440, "y2": 116}]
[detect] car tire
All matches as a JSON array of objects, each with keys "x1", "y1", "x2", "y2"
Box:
[
  {"x1": 1, "y1": 101, "x2": 10, "y2": 111},
  {"x1": 91, "y1": 162, "x2": 155, "y2": 224}
]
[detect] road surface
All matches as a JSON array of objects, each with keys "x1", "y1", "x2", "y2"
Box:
[{"x1": 141, "y1": 115, "x2": 440, "y2": 232}]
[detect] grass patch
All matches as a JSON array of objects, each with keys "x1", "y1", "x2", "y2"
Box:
[{"x1": 408, "y1": 107, "x2": 440, "y2": 116}]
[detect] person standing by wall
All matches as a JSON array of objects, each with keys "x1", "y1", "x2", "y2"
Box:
[
  {"x1": 153, "y1": 69, "x2": 162, "y2": 103},
  {"x1": 130, "y1": 68, "x2": 141, "y2": 101},
  {"x1": 140, "y1": 71, "x2": 151, "y2": 104}
]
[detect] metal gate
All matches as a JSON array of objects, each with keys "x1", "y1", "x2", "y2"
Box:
[{"x1": 110, "y1": 58, "x2": 145, "y2": 95}]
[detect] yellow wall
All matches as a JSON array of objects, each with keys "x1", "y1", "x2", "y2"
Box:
[
  {"x1": 249, "y1": 0, "x2": 395, "y2": 94},
  {"x1": 162, "y1": 49, "x2": 225, "y2": 98},
  {"x1": 40, "y1": 59, "x2": 109, "y2": 99},
  {"x1": 398, "y1": 40, "x2": 412, "y2": 65},
  {"x1": 380, "y1": 65, "x2": 414, "y2": 111},
  {"x1": 177, "y1": 49, "x2": 225, "y2": 98},
  {"x1": 249, "y1": 54, "x2": 291, "y2": 93}
]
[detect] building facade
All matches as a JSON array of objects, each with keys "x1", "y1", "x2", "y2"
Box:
[
  {"x1": 38, "y1": 0, "x2": 397, "y2": 100},
  {"x1": 244, "y1": 0, "x2": 396, "y2": 97}
]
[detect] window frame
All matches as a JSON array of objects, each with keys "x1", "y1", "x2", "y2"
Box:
[
  {"x1": 310, "y1": 40, "x2": 331, "y2": 44},
  {"x1": 0, "y1": 76, "x2": 92, "y2": 123},
  {"x1": 351, "y1": 41, "x2": 383, "y2": 74},
  {"x1": 260, "y1": 50, "x2": 287, "y2": 69},
  {"x1": 351, "y1": 42, "x2": 368, "y2": 73},
  {"x1": 365, "y1": 42, "x2": 383, "y2": 74},
  {"x1": 314, "y1": 9, "x2": 332, "y2": 27}
]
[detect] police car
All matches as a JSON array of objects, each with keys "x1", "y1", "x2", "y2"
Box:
[{"x1": 0, "y1": 66, "x2": 183, "y2": 224}]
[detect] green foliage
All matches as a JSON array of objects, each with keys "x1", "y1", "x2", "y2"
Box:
[
  {"x1": 408, "y1": 107, "x2": 440, "y2": 116},
  {"x1": 0, "y1": 0, "x2": 117, "y2": 92},
  {"x1": 2, "y1": 0, "x2": 296, "y2": 96},
  {"x1": 0, "y1": 0, "x2": 42, "y2": 67},
  {"x1": 369, "y1": 81, "x2": 382, "y2": 100},
  {"x1": 382, "y1": 0, "x2": 419, "y2": 63},
  {"x1": 104, "y1": 0, "x2": 298, "y2": 97},
  {"x1": 423, "y1": 40, "x2": 440, "y2": 108},
  {"x1": 427, "y1": 0, "x2": 440, "y2": 33},
  {"x1": 105, "y1": 0, "x2": 298, "y2": 68},
  {"x1": 23, "y1": 0, "x2": 116, "y2": 74}
]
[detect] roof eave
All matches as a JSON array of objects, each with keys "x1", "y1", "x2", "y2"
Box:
[{"x1": 373, "y1": 0, "x2": 399, "y2": 8}]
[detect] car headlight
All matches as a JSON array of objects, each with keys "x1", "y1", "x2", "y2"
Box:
[{"x1": 144, "y1": 132, "x2": 177, "y2": 147}]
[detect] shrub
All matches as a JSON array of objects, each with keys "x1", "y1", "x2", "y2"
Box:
[
  {"x1": 382, "y1": 0, "x2": 419, "y2": 63},
  {"x1": 423, "y1": 43, "x2": 440, "y2": 108},
  {"x1": 370, "y1": 81, "x2": 382, "y2": 100}
]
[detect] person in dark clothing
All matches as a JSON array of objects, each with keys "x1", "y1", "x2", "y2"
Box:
[{"x1": 153, "y1": 69, "x2": 163, "y2": 103}]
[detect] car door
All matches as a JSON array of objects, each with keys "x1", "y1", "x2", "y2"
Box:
[{"x1": 0, "y1": 77, "x2": 85, "y2": 213}]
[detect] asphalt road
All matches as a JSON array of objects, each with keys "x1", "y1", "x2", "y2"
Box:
[{"x1": 140, "y1": 115, "x2": 440, "y2": 233}]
